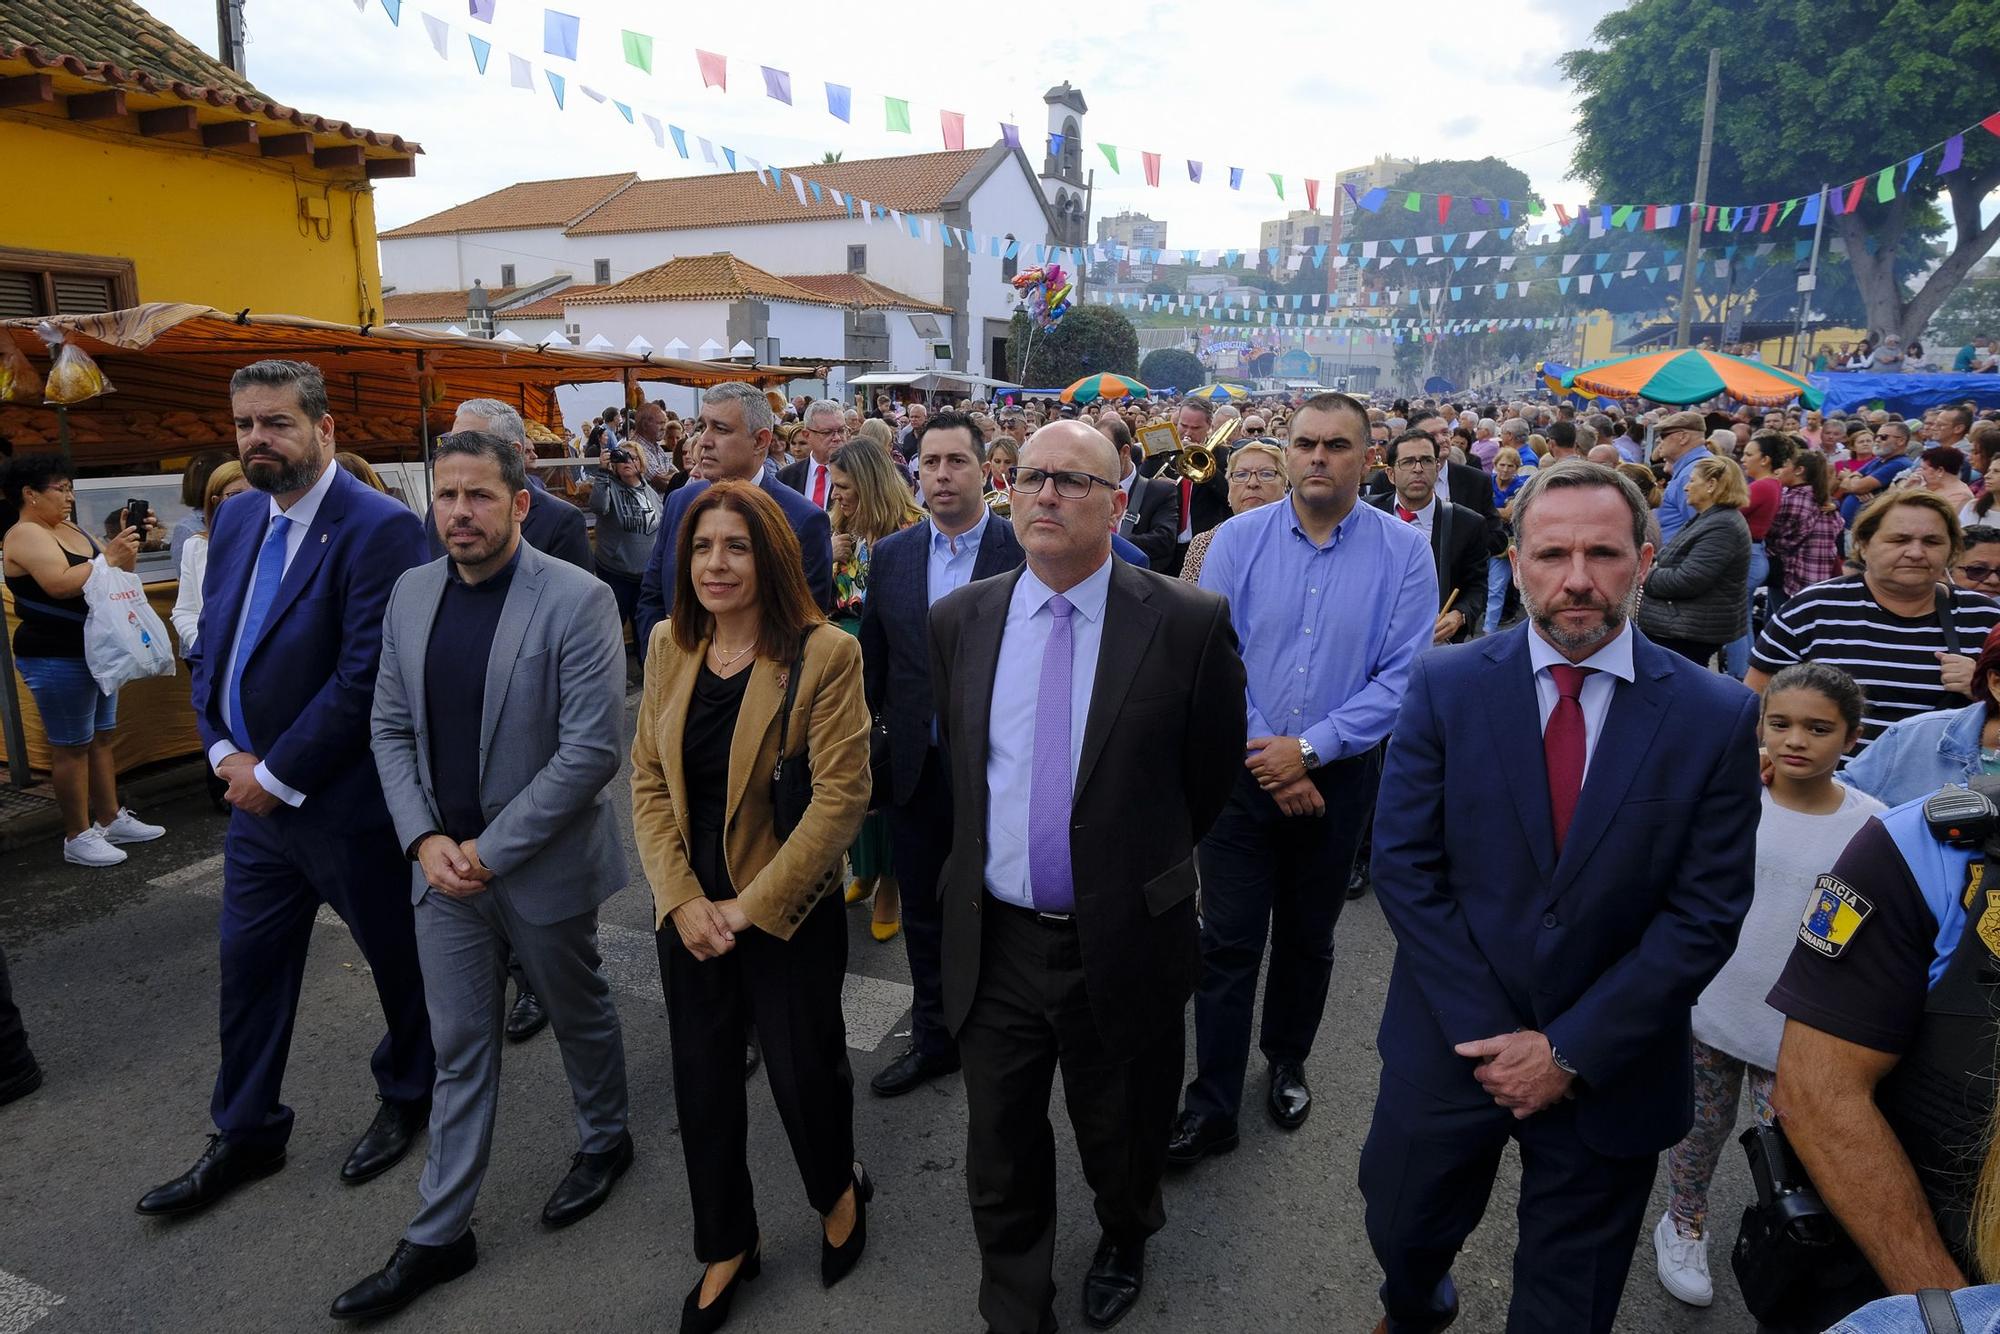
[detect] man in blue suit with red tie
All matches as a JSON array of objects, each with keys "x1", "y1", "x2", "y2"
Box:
[
  {"x1": 138, "y1": 360, "x2": 436, "y2": 1218},
  {"x1": 1360, "y1": 459, "x2": 1760, "y2": 1334}
]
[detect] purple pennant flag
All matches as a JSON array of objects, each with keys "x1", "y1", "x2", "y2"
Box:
[
  {"x1": 1940, "y1": 134, "x2": 1965, "y2": 174},
  {"x1": 761, "y1": 66, "x2": 791, "y2": 104},
  {"x1": 1000, "y1": 122, "x2": 1020, "y2": 148},
  {"x1": 468, "y1": 0, "x2": 495, "y2": 19},
  {"x1": 1471, "y1": 197, "x2": 1492, "y2": 216},
  {"x1": 1343, "y1": 182, "x2": 1359, "y2": 207},
  {"x1": 1188, "y1": 160, "x2": 1203, "y2": 183},
  {"x1": 1229, "y1": 167, "x2": 1244, "y2": 190}
]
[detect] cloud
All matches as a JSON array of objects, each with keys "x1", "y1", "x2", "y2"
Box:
[{"x1": 1439, "y1": 115, "x2": 1481, "y2": 139}]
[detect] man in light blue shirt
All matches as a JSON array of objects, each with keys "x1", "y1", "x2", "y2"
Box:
[
  {"x1": 1652, "y1": 411, "x2": 1713, "y2": 544},
  {"x1": 1171, "y1": 391, "x2": 1437, "y2": 1163}
]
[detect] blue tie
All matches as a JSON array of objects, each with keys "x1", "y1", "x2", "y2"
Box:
[
  {"x1": 228, "y1": 514, "x2": 291, "y2": 752},
  {"x1": 1027, "y1": 594, "x2": 1076, "y2": 913}
]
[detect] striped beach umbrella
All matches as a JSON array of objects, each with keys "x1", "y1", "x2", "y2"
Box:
[
  {"x1": 1563, "y1": 348, "x2": 1822, "y2": 408},
  {"x1": 1059, "y1": 373, "x2": 1149, "y2": 404},
  {"x1": 1187, "y1": 383, "x2": 1249, "y2": 402}
]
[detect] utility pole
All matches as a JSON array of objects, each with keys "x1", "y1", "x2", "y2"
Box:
[
  {"x1": 1674, "y1": 47, "x2": 1722, "y2": 349},
  {"x1": 216, "y1": 0, "x2": 248, "y2": 75},
  {"x1": 1791, "y1": 184, "x2": 1830, "y2": 374}
]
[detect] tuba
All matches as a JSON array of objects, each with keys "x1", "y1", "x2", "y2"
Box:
[{"x1": 1157, "y1": 417, "x2": 1238, "y2": 484}]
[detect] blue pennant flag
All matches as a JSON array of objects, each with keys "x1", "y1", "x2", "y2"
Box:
[
  {"x1": 613, "y1": 100, "x2": 633, "y2": 124},
  {"x1": 544, "y1": 69, "x2": 564, "y2": 108},
  {"x1": 722, "y1": 145, "x2": 736, "y2": 170},
  {"x1": 468, "y1": 34, "x2": 491, "y2": 73},
  {"x1": 543, "y1": 9, "x2": 579, "y2": 61},
  {"x1": 380, "y1": 0, "x2": 402, "y2": 22},
  {"x1": 668, "y1": 124, "x2": 688, "y2": 158},
  {"x1": 826, "y1": 83, "x2": 852, "y2": 122}
]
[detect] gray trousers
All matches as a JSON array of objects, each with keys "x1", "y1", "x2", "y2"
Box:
[{"x1": 407, "y1": 886, "x2": 629, "y2": 1246}]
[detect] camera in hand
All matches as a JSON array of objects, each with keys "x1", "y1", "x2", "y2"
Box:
[{"x1": 122, "y1": 497, "x2": 150, "y2": 534}]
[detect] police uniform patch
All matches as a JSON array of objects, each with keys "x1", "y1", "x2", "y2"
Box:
[
  {"x1": 1979, "y1": 890, "x2": 2000, "y2": 960},
  {"x1": 1965, "y1": 862, "x2": 1987, "y2": 911},
  {"x1": 1798, "y1": 874, "x2": 1873, "y2": 958}
]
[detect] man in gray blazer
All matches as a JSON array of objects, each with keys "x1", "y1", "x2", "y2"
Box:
[{"x1": 332, "y1": 430, "x2": 632, "y2": 1321}]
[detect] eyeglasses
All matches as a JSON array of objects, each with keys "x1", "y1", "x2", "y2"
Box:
[
  {"x1": 1959, "y1": 564, "x2": 2000, "y2": 585},
  {"x1": 1228, "y1": 468, "x2": 1282, "y2": 483},
  {"x1": 1394, "y1": 457, "x2": 1440, "y2": 472},
  {"x1": 1008, "y1": 466, "x2": 1116, "y2": 499}
]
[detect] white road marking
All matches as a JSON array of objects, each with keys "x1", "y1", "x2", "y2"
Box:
[
  {"x1": 0, "y1": 1270, "x2": 63, "y2": 1334},
  {"x1": 147, "y1": 857, "x2": 913, "y2": 1052}
]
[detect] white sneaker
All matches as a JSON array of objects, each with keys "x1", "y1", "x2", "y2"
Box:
[
  {"x1": 1654, "y1": 1210, "x2": 1713, "y2": 1306},
  {"x1": 63, "y1": 827, "x2": 128, "y2": 868},
  {"x1": 96, "y1": 808, "x2": 165, "y2": 845}
]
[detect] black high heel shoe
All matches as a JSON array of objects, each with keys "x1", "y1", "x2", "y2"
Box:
[
  {"x1": 679, "y1": 1242, "x2": 761, "y2": 1334},
  {"x1": 820, "y1": 1162, "x2": 874, "y2": 1289}
]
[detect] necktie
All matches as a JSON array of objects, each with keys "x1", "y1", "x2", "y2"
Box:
[
  {"x1": 1179, "y1": 476, "x2": 1193, "y2": 532},
  {"x1": 1544, "y1": 664, "x2": 1592, "y2": 852},
  {"x1": 228, "y1": 514, "x2": 291, "y2": 752},
  {"x1": 812, "y1": 465, "x2": 827, "y2": 508},
  {"x1": 1027, "y1": 595, "x2": 1076, "y2": 913},
  {"x1": 1397, "y1": 505, "x2": 1417, "y2": 522}
]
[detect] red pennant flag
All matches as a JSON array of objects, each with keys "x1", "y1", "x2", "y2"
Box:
[
  {"x1": 1844, "y1": 178, "x2": 1866, "y2": 212},
  {"x1": 695, "y1": 50, "x2": 727, "y2": 91},
  {"x1": 1554, "y1": 203, "x2": 1570, "y2": 226},
  {"x1": 1982, "y1": 112, "x2": 2000, "y2": 137},
  {"x1": 1143, "y1": 151, "x2": 1160, "y2": 187},
  {"x1": 1305, "y1": 178, "x2": 1320, "y2": 211},
  {"x1": 1704, "y1": 205, "x2": 1718, "y2": 232},
  {"x1": 1759, "y1": 202, "x2": 1778, "y2": 233},
  {"x1": 940, "y1": 110, "x2": 965, "y2": 150},
  {"x1": 1642, "y1": 204, "x2": 1657, "y2": 230},
  {"x1": 1436, "y1": 193, "x2": 1453, "y2": 223}
]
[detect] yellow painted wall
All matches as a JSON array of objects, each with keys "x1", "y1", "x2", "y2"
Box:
[
  {"x1": 1577, "y1": 311, "x2": 1619, "y2": 362},
  {"x1": 0, "y1": 113, "x2": 385, "y2": 325}
]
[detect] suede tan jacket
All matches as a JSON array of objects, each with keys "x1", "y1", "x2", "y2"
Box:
[{"x1": 631, "y1": 622, "x2": 871, "y2": 940}]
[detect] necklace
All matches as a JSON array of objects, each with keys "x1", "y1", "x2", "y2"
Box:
[{"x1": 710, "y1": 639, "x2": 756, "y2": 667}]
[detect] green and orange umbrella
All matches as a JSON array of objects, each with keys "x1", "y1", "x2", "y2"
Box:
[
  {"x1": 1562, "y1": 347, "x2": 1822, "y2": 409},
  {"x1": 1059, "y1": 372, "x2": 1149, "y2": 404}
]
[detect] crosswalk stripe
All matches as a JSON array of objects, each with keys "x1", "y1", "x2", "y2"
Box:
[{"x1": 0, "y1": 1269, "x2": 64, "y2": 1334}]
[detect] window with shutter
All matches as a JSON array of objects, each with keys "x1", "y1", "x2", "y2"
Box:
[
  {"x1": 0, "y1": 247, "x2": 138, "y2": 318},
  {"x1": 0, "y1": 271, "x2": 37, "y2": 319},
  {"x1": 52, "y1": 274, "x2": 115, "y2": 314}
]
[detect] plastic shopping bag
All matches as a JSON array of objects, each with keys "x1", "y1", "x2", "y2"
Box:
[
  {"x1": 82, "y1": 556, "x2": 176, "y2": 694},
  {"x1": 37, "y1": 320, "x2": 112, "y2": 405},
  {"x1": 0, "y1": 335, "x2": 40, "y2": 403}
]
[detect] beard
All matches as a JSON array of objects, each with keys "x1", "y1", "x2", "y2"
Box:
[
  {"x1": 444, "y1": 522, "x2": 511, "y2": 568},
  {"x1": 242, "y1": 451, "x2": 321, "y2": 495},
  {"x1": 1519, "y1": 577, "x2": 1641, "y2": 654}
]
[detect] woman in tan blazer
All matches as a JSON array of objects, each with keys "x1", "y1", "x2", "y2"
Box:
[{"x1": 630, "y1": 481, "x2": 872, "y2": 1334}]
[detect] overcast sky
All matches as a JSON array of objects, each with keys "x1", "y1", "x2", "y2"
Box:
[{"x1": 143, "y1": 0, "x2": 1624, "y2": 248}]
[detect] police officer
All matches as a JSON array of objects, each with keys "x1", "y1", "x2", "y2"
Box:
[{"x1": 1766, "y1": 778, "x2": 2000, "y2": 1330}]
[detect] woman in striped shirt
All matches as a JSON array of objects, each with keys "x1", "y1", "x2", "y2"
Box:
[{"x1": 1748, "y1": 490, "x2": 2000, "y2": 754}]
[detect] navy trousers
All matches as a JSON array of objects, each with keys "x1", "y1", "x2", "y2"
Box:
[
  {"x1": 210, "y1": 806, "x2": 434, "y2": 1146},
  {"x1": 1359, "y1": 1069, "x2": 1657, "y2": 1334},
  {"x1": 883, "y1": 746, "x2": 955, "y2": 1063},
  {"x1": 1185, "y1": 752, "x2": 1377, "y2": 1122}
]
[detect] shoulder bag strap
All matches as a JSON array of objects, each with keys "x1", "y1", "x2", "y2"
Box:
[
  {"x1": 1936, "y1": 584, "x2": 1962, "y2": 658},
  {"x1": 1916, "y1": 1288, "x2": 1965, "y2": 1334},
  {"x1": 775, "y1": 626, "x2": 811, "y2": 762}
]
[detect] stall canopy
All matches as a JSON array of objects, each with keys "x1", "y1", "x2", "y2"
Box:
[
  {"x1": 1807, "y1": 372, "x2": 2000, "y2": 417},
  {"x1": 0, "y1": 304, "x2": 793, "y2": 465},
  {"x1": 848, "y1": 371, "x2": 1022, "y2": 393}
]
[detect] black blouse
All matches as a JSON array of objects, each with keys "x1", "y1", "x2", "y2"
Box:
[{"x1": 682, "y1": 659, "x2": 750, "y2": 900}]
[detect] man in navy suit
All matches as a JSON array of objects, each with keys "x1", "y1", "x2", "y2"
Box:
[
  {"x1": 138, "y1": 360, "x2": 436, "y2": 1218},
  {"x1": 1360, "y1": 459, "x2": 1760, "y2": 1334},
  {"x1": 859, "y1": 411, "x2": 1026, "y2": 1097},
  {"x1": 634, "y1": 381, "x2": 833, "y2": 657}
]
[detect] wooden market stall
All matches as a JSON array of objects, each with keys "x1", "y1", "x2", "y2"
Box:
[{"x1": 0, "y1": 303, "x2": 791, "y2": 780}]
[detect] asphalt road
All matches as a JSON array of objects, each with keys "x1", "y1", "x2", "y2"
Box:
[{"x1": 0, "y1": 695, "x2": 1764, "y2": 1333}]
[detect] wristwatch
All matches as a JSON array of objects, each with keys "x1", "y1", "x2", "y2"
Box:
[
  {"x1": 1297, "y1": 738, "x2": 1321, "y2": 770},
  {"x1": 1550, "y1": 1044, "x2": 1580, "y2": 1078}
]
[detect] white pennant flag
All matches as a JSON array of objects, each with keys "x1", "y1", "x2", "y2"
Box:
[
  {"x1": 509, "y1": 54, "x2": 533, "y2": 89},
  {"x1": 791, "y1": 173, "x2": 808, "y2": 206},
  {"x1": 642, "y1": 114, "x2": 665, "y2": 148},
  {"x1": 697, "y1": 137, "x2": 716, "y2": 165},
  {"x1": 422, "y1": 12, "x2": 450, "y2": 56}
]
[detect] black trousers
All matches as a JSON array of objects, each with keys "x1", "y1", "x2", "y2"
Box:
[
  {"x1": 883, "y1": 746, "x2": 955, "y2": 1062},
  {"x1": 1359, "y1": 1070, "x2": 1657, "y2": 1334},
  {"x1": 658, "y1": 893, "x2": 855, "y2": 1262},
  {"x1": 959, "y1": 899, "x2": 1183, "y2": 1334},
  {"x1": 0, "y1": 939, "x2": 37, "y2": 1083},
  {"x1": 1186, "y1": 753, "x2": 1378, "y2": 1122}
]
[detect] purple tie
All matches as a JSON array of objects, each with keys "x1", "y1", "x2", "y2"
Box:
[{"x1": 1028, "y1": 594, "x2": 1076, "y2": 913}]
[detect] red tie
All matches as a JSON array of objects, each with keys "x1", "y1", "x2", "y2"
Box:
[
  {"x1": 812, "y1": 465, "x2": 827, "y2": 508},
  {"x1": 1179, "y1": 476, "x2": 1193, "y2": 530},
  {"x1": 1396, "y1": 505, "x2": 1417, "y2": 522},
  {"x1": 1544, "y1": 664, "x2": 1592, "y2": 851}
]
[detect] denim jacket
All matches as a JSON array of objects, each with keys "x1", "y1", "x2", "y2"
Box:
[
  {"x1": 1827, "y1": 1285, "x2": 2000, "y2": 1332},
  {"x1": 1839, "y1": 701, "x2": 1986, "y2": 807}
]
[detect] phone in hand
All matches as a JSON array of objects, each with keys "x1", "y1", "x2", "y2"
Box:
[{"x1": 123, "y1": 498, "x2": 151, "y2": 534}]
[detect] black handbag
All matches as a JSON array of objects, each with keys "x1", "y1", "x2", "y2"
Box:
[{"x1": 771, "y1": 630, "x2": 815, "y2": 839}]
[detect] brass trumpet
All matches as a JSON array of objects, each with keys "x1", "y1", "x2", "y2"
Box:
[{"x1": 1156, "y1": 417, "x2": 1238, "y2": 484}]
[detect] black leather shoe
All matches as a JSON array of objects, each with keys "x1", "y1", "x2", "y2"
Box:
[
  {"x1": 1346, "y1": 862, "x2": 1370, "y2": 901},
  {"x1": 1164, "y1": 1110, "x2": 1239, "y2": 1166},
  {"x1": 135, "y1": 1134, "x2": 286, "y2": 1216},
  {"x1": 869, "y1": 1044, "x2": 961, "y2": 1097},
  {"x1": 341, "y1": 1096, "x2": 430, "y2": 1184},
  {"x1": 542, "y1": 1130, "x2": 634, "y2": 1228},
  {"x1": 821, "y1": 1162, "x2": 874, "y2": 1288},
  {"x1": 329, "y1": 1232, "x2": 477, "y2": 1320},
  {"x1": 1369, "y1": 1273, "x2": 1459, "y2": 1334},
  {"x1": 1083, "y1": 1235, "x2": 1145, "y2": 1330},
  {"x1": 680, "y1": 1242, "x2": 761, "y2": 1334},
  {"x1": 505, "y1": 989, "x2": 549, "y2": 1043},
  {"x1": 0, "y1": 1061, "x2": 43, "y2": 1108},
  {"x1": 1268, "y1": 1062, "x2": 1312, "y2": 1130}
]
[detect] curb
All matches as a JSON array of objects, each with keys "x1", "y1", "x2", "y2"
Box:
[{"x1": 0, "y1": 758, "x2": 211, "y2": 854}]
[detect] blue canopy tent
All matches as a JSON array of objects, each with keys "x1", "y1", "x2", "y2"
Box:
[{"x1": 1809, "y1": 373, "x2": 2000, "y2": 416}]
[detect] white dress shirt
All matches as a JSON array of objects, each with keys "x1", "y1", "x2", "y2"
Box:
[
  {"x1": 801, "y1": 457, "x2": 832, "y2": 508},
  {"x1": 1526, "y1": 620, "x2": 1636, "y2": 781},
  {"x1": 206, "y1": 460, "x2": 340, "y2": 807},
  {"x1": 1394, "y1": 490, "x2": 1438, "y2": 539},
  {"x1": 983, "y1": 556, "x2": 1112, "y2": 909}
]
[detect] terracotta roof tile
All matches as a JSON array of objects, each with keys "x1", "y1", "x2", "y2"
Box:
[
  {"x1": 382, "y1": 287, "x2": 517, "y2": 323},
  {"x1": 565, "y1": 148, "x2": 994, "y2": 236},
  {"x1": 380, "y1": 173, "x2": 639, "y2": 239},
  {"x1": 0, "y1": 0, "x2": 420, "y2": 159},
  {"x1": 782, "y1": 274, "x2": 951, "y2": 315},
  {"x1": 566, "y1": 254, "x2": 846, "y2": 308}
]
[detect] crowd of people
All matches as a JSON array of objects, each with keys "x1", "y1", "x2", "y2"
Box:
[{"x1": 9, "y1": 352, "x2": 2000, "y2": 1333}]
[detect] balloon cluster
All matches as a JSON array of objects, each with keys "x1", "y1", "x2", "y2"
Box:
[{"x1": 1012, "y1": 264, "x2": 1072, "y2": 330}]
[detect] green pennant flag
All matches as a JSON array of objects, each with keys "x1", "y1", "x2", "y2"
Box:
[
  {"x1": 1403, "y1": 191, "x2": 1421, "y2": 212},
  {"x1": 1270, "y1": 172, "x2": 1284, "y2": 199},
  {"x1": 1525, "y1": 199, "x2": 1544, "y2": 216},
  {"x1": 1875, "y1": 167, "x2": 1895, "y2": 202},
  {"x1": 1610, "y1": 204, "x2": 1633, "y2": 227},
  {"x1": 620, "y1": 30, "x2": 652, "y2": 73},
  {"x1": 1099, "y1": 143, "x2": 1119, "y2": 173},
  {"x1": 885, "y1": 97, "x2": 910, "y2": 133},
  {"x1": 1778, "y1": 197, "x2": 1799, "y2": 225}
]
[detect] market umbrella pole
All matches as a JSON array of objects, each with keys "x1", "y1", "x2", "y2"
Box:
[
  {"x1": 1673, "y1": 48, "x2": 1722, "y2": 350},
  {"x1": 1792, "y1": 184, "x2": 1830, "y2": 375}
]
